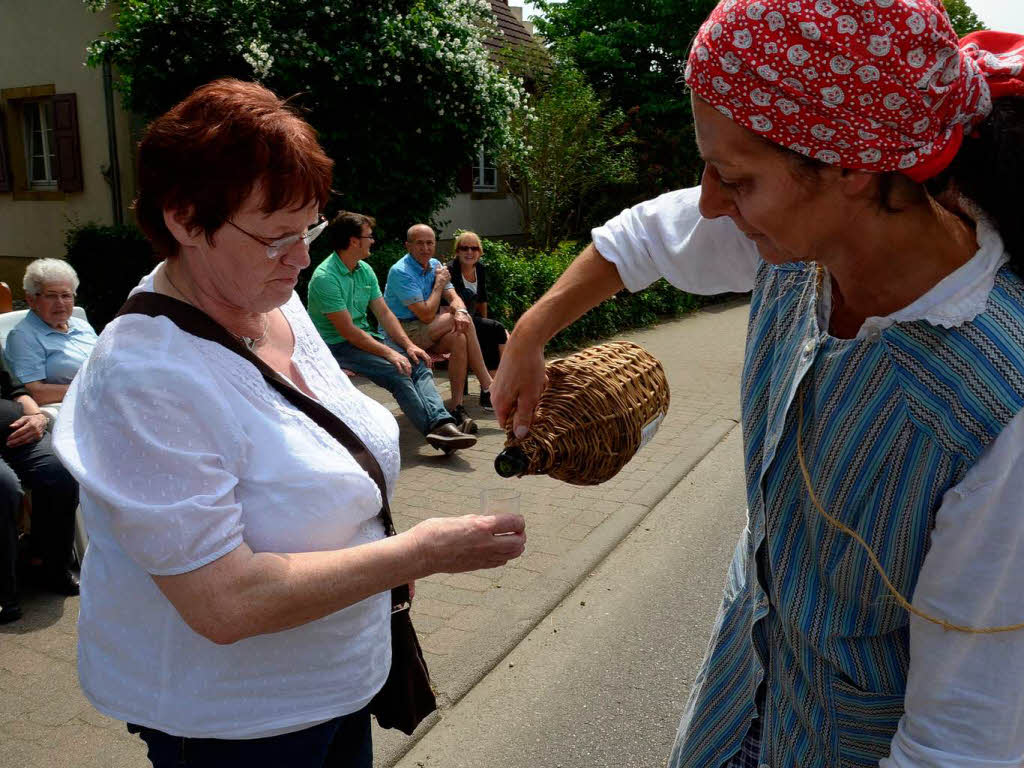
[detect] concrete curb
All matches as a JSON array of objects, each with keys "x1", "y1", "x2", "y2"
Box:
[{"x1": 378, "y1": 418, "x2": 738, "y2": 767}]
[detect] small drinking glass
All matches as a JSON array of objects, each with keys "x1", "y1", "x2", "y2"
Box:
[{"x1": 481, "y1": 488, "x2": 520, "y2": 517}]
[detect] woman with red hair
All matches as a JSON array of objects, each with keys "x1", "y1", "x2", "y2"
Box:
[
  {"x1": 494, "y1": 2, "x2": 1024, "y2": 766},
  {"x1": 52, "y1": 79, "x2": 525, "y2": 767}
]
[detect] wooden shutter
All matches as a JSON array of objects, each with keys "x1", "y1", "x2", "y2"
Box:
[
  {"x1": 456, "y1": 165, "x2": 473, "y2": 193},
  {"x1": 0, "y1": 107, "x2": 10, "y2": 193},
  {"x1": 52, "y1": 93, "x2": 83, "y2": 193}
]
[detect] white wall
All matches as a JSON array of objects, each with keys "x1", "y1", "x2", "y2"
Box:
[
  {"x1": 0, "y1": 0, "x2": 135, "y2": 270},
  {"x1": 435, "y1": 193, "x2": 523, "y2": 240}
]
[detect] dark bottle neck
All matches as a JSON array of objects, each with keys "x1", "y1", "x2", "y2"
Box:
[{"x1": 494, "y1": 446, "x2": 529, "y2": 478}]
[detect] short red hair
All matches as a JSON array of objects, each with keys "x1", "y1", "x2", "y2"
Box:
[{"x1": 135, "y1": 78, "x2": 334, "y2": 258}]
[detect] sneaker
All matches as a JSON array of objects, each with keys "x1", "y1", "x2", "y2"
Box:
[
  {"x1": 479, "y1": 389, "x2": 493, "y2": 411},
  {"x1": 425, "y1": 423, "x2": 477, "y2": 452},
  {"x1": 449, "y1": 404, "x2": 478, "y2": 435}
]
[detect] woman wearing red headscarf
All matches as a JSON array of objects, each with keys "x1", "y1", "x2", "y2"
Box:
[{"x1": 493, "y1": 1, "x2": 1024, "y2": 766}]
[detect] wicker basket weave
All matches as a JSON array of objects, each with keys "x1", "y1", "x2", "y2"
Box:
[{"x1": 496, "y1": 341, "x2": 670, "y2": 485}]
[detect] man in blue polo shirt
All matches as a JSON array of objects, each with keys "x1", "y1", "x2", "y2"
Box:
[
  {"x1": 382, "y1": 223, "x2": 494, "y2": 428},
  {"x1": 307, "y1": 212, "x2": 476, "y2": 453}
]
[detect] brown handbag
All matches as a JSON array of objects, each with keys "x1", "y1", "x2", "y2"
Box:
[{"x1": 117, "y1": 292, "x2": 437, "y2": 736}]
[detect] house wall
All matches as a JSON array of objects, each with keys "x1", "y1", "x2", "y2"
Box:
[
  {"x1": 0, "y1": 0, "x2": 135, "y2": 297},
  {"x1": 435, "y1": 193, "x2": 523, "y2": 242}
]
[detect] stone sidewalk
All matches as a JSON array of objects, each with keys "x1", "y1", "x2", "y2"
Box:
[{"x1": 0, "y1": 300, "x2": 749, "y2": 768}]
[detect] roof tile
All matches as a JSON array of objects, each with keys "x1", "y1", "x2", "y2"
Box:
[{"x1": 484, "y1": 0, "x2": 536, "y2": 52}]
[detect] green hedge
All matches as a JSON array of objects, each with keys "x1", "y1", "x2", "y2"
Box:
[
  {"x1": 65, "y1": 223, "x2": 705, "y2": 349},
  {"x1": 64, "y1": 223, "x2": 157, "y2": 333},
  {"x1": 439, "y1": 239, "x2": 703, "y2": 351}
]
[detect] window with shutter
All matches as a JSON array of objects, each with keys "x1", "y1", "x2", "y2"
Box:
[
  {"x1": 52, "y1": 93, "x2": 83, "y2": 193},
  {"x1": 22, "y1": 101, "x2": 58, "y2": 188},
  {"x1": 0, "y1": 107, "x2": 10, "y2": 193}
]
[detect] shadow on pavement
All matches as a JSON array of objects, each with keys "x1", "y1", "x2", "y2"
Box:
[{"x1": 0, "y1": 586, "x2": 71, "y2": 633}]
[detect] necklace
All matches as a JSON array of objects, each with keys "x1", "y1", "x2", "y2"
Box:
[
  {"x1": 163, "y1": 266, "x2": 271, "y2": 350},
  {"x1": 235, "y1": 313, "x2": 271, "y2": 351}
]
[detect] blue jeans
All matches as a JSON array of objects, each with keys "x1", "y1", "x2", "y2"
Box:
[
  {"x1": 329, "y1": 339, "x2": 452, "y2": 436},
  {"x1": 128, "y1": 705, "x2": 372, "y2": 767}
]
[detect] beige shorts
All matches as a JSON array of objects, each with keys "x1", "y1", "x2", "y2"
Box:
[{"x1": 400, "y1": 317, "x2": 436, "y2": 349}]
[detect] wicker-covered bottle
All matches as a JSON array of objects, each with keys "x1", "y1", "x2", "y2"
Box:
[{"x1": 494, "y1": 341, "x2": 670, "y2": 485}]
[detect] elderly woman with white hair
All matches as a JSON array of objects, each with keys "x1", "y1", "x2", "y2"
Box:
[{"x1": 4, "y1": 258, "x2": 98, "y2": 406}]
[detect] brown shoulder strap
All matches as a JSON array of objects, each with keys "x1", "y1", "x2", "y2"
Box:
[{"x1": 116, "y1": 291, "x2": 408, "y2": 604}]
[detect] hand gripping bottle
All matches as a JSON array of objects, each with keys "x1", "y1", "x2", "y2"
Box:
[{"x1": 494, "y1": 341, "x2": 670, "y2": 485}]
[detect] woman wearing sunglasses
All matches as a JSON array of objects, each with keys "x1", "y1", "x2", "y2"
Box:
[
  {"x1": 52, "y1": 79, "x2": 526, "y2": 767},
  {"x1": 447, "y1": 231, "x2": 508, "y2": 378}
]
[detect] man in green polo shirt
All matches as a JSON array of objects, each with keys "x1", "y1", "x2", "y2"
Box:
[{"x1": 307, "y1": 212, "x2": 476, "y2": 452}]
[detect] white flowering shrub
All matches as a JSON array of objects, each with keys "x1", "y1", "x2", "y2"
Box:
[{"x1": 85, "y1": 0, "x2": 528, "y2": 232}]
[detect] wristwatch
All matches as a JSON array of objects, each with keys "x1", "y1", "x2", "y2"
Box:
[{"x1": 455, "y1": 308, "x2": 471, "y2": 316}]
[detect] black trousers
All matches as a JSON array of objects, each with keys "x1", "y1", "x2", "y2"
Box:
[
  {"x1": 473, "y1": 315, "x2": 508, "y2": 371},
  {"x1": 129, "y1": 705, "x2": 373, "y2": 768},
  {"x1": 0, "y1": 431, "x2": 79, "y2": 604}
]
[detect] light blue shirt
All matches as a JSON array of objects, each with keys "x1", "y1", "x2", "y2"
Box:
[
  {"x1": 382, "y1": 254, "x2": 451, "y2": 321},
  {"x1": 4, "y1": 310, "x2": 98, "y2": 384}
]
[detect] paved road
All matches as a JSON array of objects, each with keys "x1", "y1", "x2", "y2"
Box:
[
  {"x1": 0, "y1": 301, "x2": 750, "y2": 767},
  {"x1": 393, "y1": 427, "x2": 747, "y2": 768}
]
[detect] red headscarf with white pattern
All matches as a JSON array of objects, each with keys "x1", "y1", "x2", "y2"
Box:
[{"x1": 684, "y1": 0, "x2": 1024, "y2": 182}]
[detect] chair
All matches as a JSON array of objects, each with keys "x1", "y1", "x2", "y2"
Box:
[{"x1": 0, "y1": 283, "x2": 12, "y2": 314}]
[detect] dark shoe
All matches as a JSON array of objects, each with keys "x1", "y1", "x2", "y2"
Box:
[
  {"x1": 0, "y1": 601, "x2": 23, "y2": 624},
  {"x1": 449, "y1": 404, "x2": 477, "y2": 434},
  {"x1": 479, "y1": 389, "x2": 493, "y2": 411},
  {"x1": 426, "y1": 423, "x2": 478, "y2": 452},
  {"x1": 45, "y1": 568, "x2": 80, "y2": 597}
]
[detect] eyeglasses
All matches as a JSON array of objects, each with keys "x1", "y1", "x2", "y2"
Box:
[
  {"x1": 457, "y1": 245, "x2": 482, "y2": 253},
  {"x1": 359, "y1": 234, "x2": 376, "y2": 241},
  {"x1": 38, "y1": 291, "x2": 75, "y2": 302},
  {"x1": 227, "y1": 215, "x2": 328, "y2": 260}
]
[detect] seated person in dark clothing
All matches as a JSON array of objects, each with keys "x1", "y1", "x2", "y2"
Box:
[
  {"x1": 307, "y1": 212, "x2": 477, "y2": 452},
  {"x1": 0, "y1": 354, "x2": 79, "y2": 624},
  {"x1": 448, "y1": 231, "x2": 508, "y2": 376}
]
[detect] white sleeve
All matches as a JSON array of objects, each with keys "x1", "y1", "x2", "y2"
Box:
[
  {"x1": 590, "y1": 186, "x2": 760, "y2": 295},
  {"x1": 881, "y1": 408, "x2": 1024, "y2": 768},
  {"x1": 54, "y1": 319, "x2": 247, "y2": 576}
]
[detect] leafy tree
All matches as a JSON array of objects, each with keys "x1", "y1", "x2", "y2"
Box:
[
  {"x1": 500, "y1": 64, "x2": 635, "y2": 249},
  {"x1": 534, "y1": 0, "x2": 717, "y2": 203},
  {"x1": 534, "y1": 0, "x2": 987, "y2": 212},
  {"x1": 84, "y1": 0, "x2": 528, "y2": 237},
  {"x1": 942, "y1": 0, "x2": 986, "y2": 37}
]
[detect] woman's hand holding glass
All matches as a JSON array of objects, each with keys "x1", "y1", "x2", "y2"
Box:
[{"x1": 407, "y1": 512, "x2": 526, "y2": 573}]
